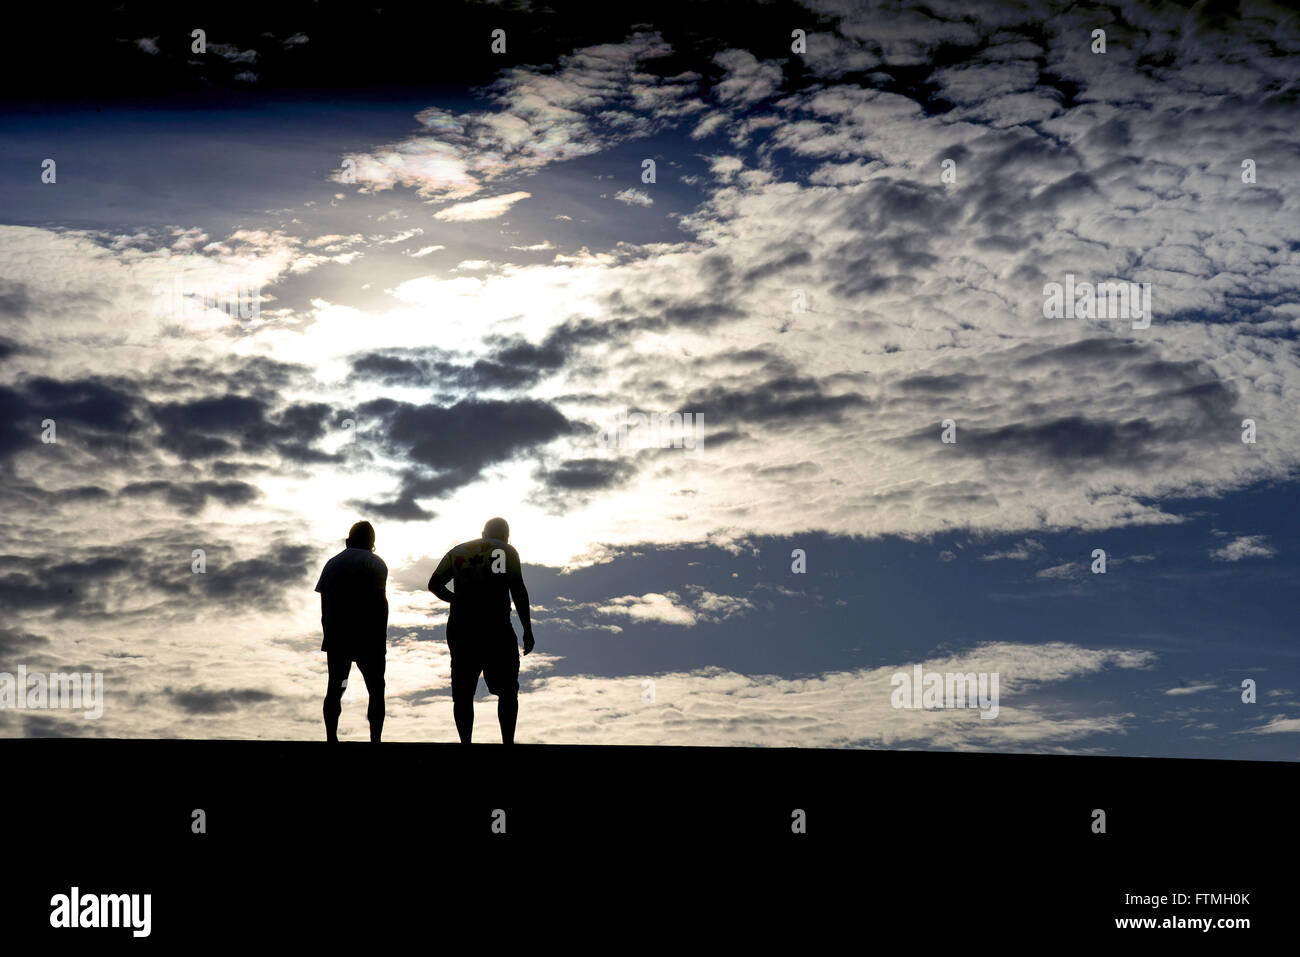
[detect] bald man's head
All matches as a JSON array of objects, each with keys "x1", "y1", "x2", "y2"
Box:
[{"x1": 482, "y1": 517, "x2": 510, "y2": 542}]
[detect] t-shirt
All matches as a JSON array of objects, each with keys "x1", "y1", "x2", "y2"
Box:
[
  {"x1": 315, "y1": 547, "x2": 388, "y2": 653},
  {"x1": 430, "y1": 537, "x2": 522, "y2": 650}
]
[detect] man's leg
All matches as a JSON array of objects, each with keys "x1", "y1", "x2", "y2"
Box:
[
  {"x1": 497, "y1": 693, "x2": 518, "y2": 745},
  {"x1": 323, "y1": 651, "x2": 351, "y2": 743},
  {"x1": 453, "y1": 697, "x2": 474, "y2": 744},
  {"x1": 451, "y1": 656, "x2": 478, "y2": 744},
  {"x1": 486, "y1": 650, "x2": 521, "y2": 745},
  {"x1": 355, "y1": 650, "x2": 386, "y2": 744}
]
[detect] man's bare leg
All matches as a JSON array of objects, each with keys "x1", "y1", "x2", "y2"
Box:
[
  {"x1": 454, "y1": 698, "x2": 474, "y2": 744},
  {"x1": 324, "y1": 695, "x2": 341, "y2": 742},
  {"x1": 357, "y1": 653, "x2": 386, "y2": 744},
  {"x1": 498, "y1": 694, "x2": 518, "y2": 745},
  {"x1": 323, "y1": 654, "x2": 349, "y2": 742}
]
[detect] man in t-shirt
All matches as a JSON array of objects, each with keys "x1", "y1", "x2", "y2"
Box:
[
  {"x1": 428, "y1": 517, "x2": 534, "y2": 744},
  {"x1": 315, "y1": 521, "x2": 389, "y2": 743}
]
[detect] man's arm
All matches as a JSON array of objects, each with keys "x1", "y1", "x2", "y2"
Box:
[
  {"x1": 428, "y1": 553, "x2": 455, "y2": 604},
  {"x1": 315, "y1": 565, "x2": 329, "y2": 629},
  {"x1": 374, "y1": 559, "x2": 389, "y2": 640},
  {"x1": 508, "y1": 550, "x2": 534, "y2": 655}
]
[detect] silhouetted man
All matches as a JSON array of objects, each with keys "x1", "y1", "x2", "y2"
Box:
[
  {"x1": 316, "y1": 521, "x2": 389, "y2": 743},
  {"x1": 429, "y1": 517, "x2": 534, "y2": 744}
]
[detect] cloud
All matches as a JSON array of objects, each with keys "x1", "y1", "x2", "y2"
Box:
[
  {"x1": 120, "y1": 480, "x2": 260, "y2": 514},
  {"x1": 334, "y1": 32, "x2": 701, "y2": 199},
  {"x1": 3, "y1": 0, "x2": 1299, "y2": 758},
  {"x1": 516, "y1": 641, "x2": 1156, "y2": 749},
  {"x1": 354, "y1": 396, "x2": 576, "y2": 519},
  {"x1": 0, "y1": 628, "x2": 48, "y2": 656},
  {"x1": 169, "y1": 686, "x2": 276, "y2": 714},
  {"x1": 614, "y1": 188, "x2": 654, "y2": 207},
  {"x1": 350, "y1": 337, "x2": 567, "y2": 392},
  {"x1": 150, "y1": 394, "x2": 335, "y2": 462},
  {"x1": 535, "y1": 457, "x2": 637, "y2": 493},
  {"x1": 209, "y1": 44, "x2": 258, "y2": 64},
  {"x1": 1035, "y1": 563, "x2": 1079, "y2": 581},
  {"x1": 372, "y1": 228, "x2": 424, "y2": 245},
  {"x1": 712, "y1": 49, "x2": 784, "y2": 105},
  {"x1": 433, "y1": 191, "x2": 532, "y2": 222},
  {"x1": 558, "y1": 586, "x2": 755, "y2": 630},
  {"x1": 1238, "y1": 716, "x2": 1300, "y2": 735},
  {"x1": 981, "y1": 539, "x2": 1045, "y2": 561},
  {"x1": 1209, "y1": 535, "x2": 1276, "y2": 562},
  {"x1": 690, "y1": 589, "x2": 755, "y2": 622},
  {"x1": 0, "y1": 540, "x2": 314, "y2": 619},
  {"x1": 686, "y1": 374, "x2": 870, "y2": 425},
  {"x1": 0, "y1": 377, "x2": 138, "y2": 462},
  {"x1": 596, "y1": 592, "x2": 697, "y2": 627},
  {"x1": 8, "y1": 2, "x2": 1300, "y2": 564}
]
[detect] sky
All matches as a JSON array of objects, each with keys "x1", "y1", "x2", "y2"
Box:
[{"x1": 0, "y1": 0, "x2": 1297, "y2": 756}]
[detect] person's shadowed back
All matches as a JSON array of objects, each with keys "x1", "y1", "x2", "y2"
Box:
[
  {"x1": 429, "y1": 517, "x2": 534, "y2": 744},
  {"x1": 316, "y1": 521, "x2": 389, "y2": 742}
]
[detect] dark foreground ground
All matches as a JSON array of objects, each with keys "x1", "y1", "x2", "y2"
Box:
[{"x1": 2, "y1": 740, "x2": 1292, "y2": 944}]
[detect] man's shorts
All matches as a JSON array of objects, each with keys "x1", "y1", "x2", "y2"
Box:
[
  {"x1": 326, "y1": 645, "x2": 386, "y2": 695},
  {"x1": 450, "y1": 641, "x2": 520, "y2": 700}
]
